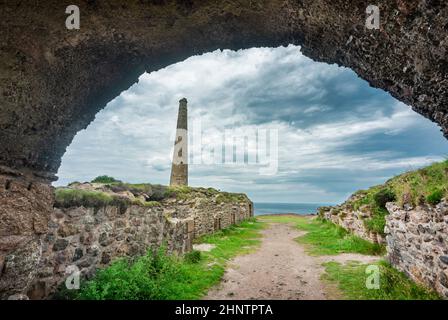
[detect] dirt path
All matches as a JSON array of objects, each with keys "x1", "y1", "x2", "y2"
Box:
[{"x1": 204, "y1": 222, "x2": 379, "y2": 300}]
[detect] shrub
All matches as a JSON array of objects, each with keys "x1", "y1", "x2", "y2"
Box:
[
  {"x1": 150, "y1": 184, "x2": 169, "y2": 201},
  {"x1": 373, "y1": 188, "x2": 396, "y2": 208},
  {"x1": 163, "y1": 185, "x2": 194, "y2": 200},
  {"x1": 91, "y1": 175, "x2": 121, "y2": 184},
  {"x1": 71, "y1": 220, "x2": 264, "y2": 300},
  {"x1": 77, "y1": 247, "x2": 183, "y2": 300},
  {"x1": 364, "y1": 207, "x2": 388, "y2": 235},
  {"x1": 426, "y1": 189, "x2": 444, "y2": 205},
  {"x1": 184, "y1": 250, "x2": 201, "y2": 264},
  {"x1": 108, "y1": 183, "x2": 129, "y2": 193}
]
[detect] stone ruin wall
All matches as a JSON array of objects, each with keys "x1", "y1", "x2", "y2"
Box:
[
  {"x1": 385, "y1": 201, "x2": 448, "y2": 299},
  {"x1": 319, "y1": 202, "x2": 386, "y2": 245},
  {"x1": 6, "y1": 194, "x2": 253, "y2": 300},
  {"x1": 320, "y1": 201, "x2": 448, "y2": 298}
]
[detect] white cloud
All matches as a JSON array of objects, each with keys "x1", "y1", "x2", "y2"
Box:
[{"x1": 55, "y1": 45, "x2": 448, "y2": 203}]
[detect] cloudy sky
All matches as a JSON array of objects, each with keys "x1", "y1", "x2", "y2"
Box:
[{"x1": 55, "y1": 45, "x2": 448, "y2": 204}]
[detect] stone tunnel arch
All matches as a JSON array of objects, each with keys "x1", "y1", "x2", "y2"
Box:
[{"x1": 1, "y1": 0, "x2": 447, "y2": 298}]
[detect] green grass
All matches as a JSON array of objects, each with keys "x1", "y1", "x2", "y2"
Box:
[
  {"x1": 67, "y1": 219, "x2": 263, "y2": 300},
  {"x1": 259, "y1": 215, "x2": 385, "y2": 256},
  {"x1": 132, "y1": 200, "x2": 161, "y2": 207},
  {"x1": 215, "y1": 192, "x2": 248, "y2": 204},
  {"x1": 61, "y1": 180, "x2": 248, "y2": 205},
  {"x1": 363, "y1": 207, "x2": 389, "y2": 235},
  {"x1": 349, "y1": 187, "x2": 395, "y2": 236},
  {"x1": 54, "y1": 188, "x2": 162, "y2": 210},
  {"x1": 55, "y1": 189, "x2": 117, "y2": 208},
  {"x1": 322, "y1": 260, "x2": 441, "y2": 300},
  {"x1": 164, "y1": 185, "x2": 195, "y2": 200},
  {"x1": 427, "y1": 188, "x2": 444, "y2": 205},
  {"x1": 352, "y1": 160, "x2": 448, "y2": 208},
  {"x1": 330, "y1": 160, "x2": 448, "y2": 236}
]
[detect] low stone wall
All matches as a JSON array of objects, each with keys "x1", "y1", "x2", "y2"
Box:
[
  {"x1": 321, "y1": 198, "x2": 448, "y2": 299},
  {"x1": 385, "y1": 201, "x2": 448, "y2": 299},
  {"x1": 9, "y1": 191, "x2": 252, "y2": 299},
  {"x1": 319, "y1": 204, "x2": 385, "y2": 244}
]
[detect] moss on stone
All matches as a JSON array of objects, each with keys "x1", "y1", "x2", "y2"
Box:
[
  {"x1": 55, "y1": 189, "x2": 118, "y2": 208},
  {"x1": 132, "y1": 199, "x2": 161, "y2": 207},
  {"x1": 55, "y1": 188, "x2": 161, "y2": 209}
]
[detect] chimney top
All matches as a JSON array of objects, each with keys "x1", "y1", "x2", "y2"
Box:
[{"x1": 179, "y1": 98, "x2": 187, "y2": 104}]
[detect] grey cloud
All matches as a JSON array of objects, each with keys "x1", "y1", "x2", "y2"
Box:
[{"x1": 55, "y1": 45, "x2": 448, "y2": 203}]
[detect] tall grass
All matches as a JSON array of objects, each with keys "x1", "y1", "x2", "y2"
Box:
[
  {"x1": 55, "y1": 189, "x2": 116, "y2": 208},
  {"x1": 67, "y1": 219, "x2": 263, "y2": 300},
  {"x1": 344, "y1": 160, "x2": 448, "y2": 235},
  {"x1": 322, "y1": 260, "x2": 441, "y2": 300}
]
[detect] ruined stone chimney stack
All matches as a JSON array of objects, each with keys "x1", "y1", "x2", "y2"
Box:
[{"x1": 170, "y1": 98, "x2": 188, "y2": 186}]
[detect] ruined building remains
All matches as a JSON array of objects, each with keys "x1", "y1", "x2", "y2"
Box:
[{"x1": 170, "y1": 98, "x2": 188, "y2": 186}]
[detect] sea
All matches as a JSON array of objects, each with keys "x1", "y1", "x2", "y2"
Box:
[{"x1": 253, "y1": 202, "x2": 334, "y2": 216}]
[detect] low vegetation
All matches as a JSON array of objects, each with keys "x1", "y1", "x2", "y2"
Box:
[
  {"x1": 215, "y1": 192, "x2": 248, "y2": 204},
  {"x1": 55, "y1": 189, "x2": 125, "y2": 208},
  {"x1": 349, "y1": 187, "x2": 395, "y2": 235},
  {"x1": 108, "y1": 182, "x2": 168, "y2": 201},
  {"x1": 354, "y1": 160, "x2": 448, "y2": 208},
  {"x1": 329, "y1": 160, "x2": 448, "y2": 235},
  {"x1": 64, "y1": 219, "x2": 263, "y2": 300},
  {"x1": 323, "y1": 260, "x2": 441, "y2": 300},
  {"x1": 54, "y1": 188, "x2": 162, "y2": 210},
  {"x1": 163, "y1": 185, "x2": 246, "y2": 203},
  {"x1": 60, "y1": 177, "x2": 248, "y2": 207},
  {"x1": 91, "y1": 175, "x2": 122, "y2": 184},
  {"x1": 258, "y1": 215, "x2": 385, "y2": 256}
]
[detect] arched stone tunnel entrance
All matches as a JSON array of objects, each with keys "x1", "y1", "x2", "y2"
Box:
[{"x1": 0, "y1": 0, "x2": 447, "y2": 298}]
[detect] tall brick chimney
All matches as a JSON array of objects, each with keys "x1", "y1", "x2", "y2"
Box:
[{"x1": 170, "y1": 98, "x2": 188, "y2": 186}]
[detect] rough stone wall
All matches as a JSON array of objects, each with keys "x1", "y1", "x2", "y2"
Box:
[
  {"x1": 2, "y1": 193, "x2": 253, "y2": 299},
  {"x1": 321, "y1": 199, "x2": 448, "y2": 298},
  {"x1": 319, "y1": 200, "x2": 385, "y2": 244},
  {"x1": 162, "y1": 198, "x2": 253, "y2": 238},
  {"x1": 385, "y1": 201, "x2": 448, "y2": 299},
  {"x1": 0, "y1": 171, "x2": 53, "y2": 298}
]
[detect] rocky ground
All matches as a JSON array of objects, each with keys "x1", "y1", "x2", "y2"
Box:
[{"x1": 204, "y1": 222, "x2": 379, "y2": 300}]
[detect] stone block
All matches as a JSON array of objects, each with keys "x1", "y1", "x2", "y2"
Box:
[{"x1": 53, "y1": 239, "x2": 69, "y2": 251}]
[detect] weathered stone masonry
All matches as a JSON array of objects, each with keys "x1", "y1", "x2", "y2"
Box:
[
  {"x1": 319, "y1": 195, "x2": 386, "y2": 245},
  {"x1": 385, "y1": 201, "x2": 448, "y2": 299},
  {"x1": 2, "y1": 190, "x2": 253, "y2": 299},
  {"x1": 321, "y1": 200, "x2": 448, "y2": 298}
]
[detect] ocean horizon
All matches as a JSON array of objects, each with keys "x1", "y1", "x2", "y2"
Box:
[{"x1": 253, "y1": 202, "x2": 335, "y2": 216}]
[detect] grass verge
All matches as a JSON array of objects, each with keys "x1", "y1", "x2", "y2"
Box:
[
  {"x1": 63, "y1": 219, "x2": 263, "y2": 300},
  {"x1": 322, "y1": 260, "x2": 441, "y2": 300},
  {"x1": 258, "y1": 215, "x2": 385, "y2": 256}
]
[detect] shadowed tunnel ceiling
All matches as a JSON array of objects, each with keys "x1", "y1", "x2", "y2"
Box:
[{"x1": 1, "y1": 0, "x2": 448, "y2": 181}]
